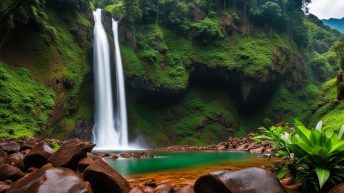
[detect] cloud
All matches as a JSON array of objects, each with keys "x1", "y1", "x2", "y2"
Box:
[{"x1": 308, "y1": 0, "x2": 344, "y2": 19}]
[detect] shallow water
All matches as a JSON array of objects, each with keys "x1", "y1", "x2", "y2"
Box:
[{"x1": 106, "y1": 151, "x2": 273, "y2": 187}]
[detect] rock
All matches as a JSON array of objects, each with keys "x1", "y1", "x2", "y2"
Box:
[
  {"x1": 176, "y1": 186, "x2": 194, "y2": 193},
  {"x1": 20, "y1": 139, "x2": 37, "y2": 151},
  {"x1": 78, "y1": 156, "x2": 96, "y2": 172},
  {"x1": 6, "y1": 166, "x2": 92, "y2": 193},
  {"x1": 249, "y1": 146, "x2": 265, "y2": 154},
  {"x1": 0, "y1": 142, "x2": 20, "y2": 154},
  {"x1": 155, "y1": 185, "x2": 173, "y2": 193},
  {"x1": 194, "y1": 168, "x2": 286, "y2": 193},
  {"x1": 145, "y1": 179, "x2": 157, "y2": 188},
  {"x1": 84, "y1": 159, "x2": 132, "y2": 193},
  {"x1": 235, "y1": 143, "x2": 250, "y2": 151},
  {"x1": 24, "y1": 142, "x2": 54, "y2": 168},
  {"x1": 280, "y1": 178, "x2": 302, "y2": 191},
  {"x1": 0, "y1": 181, "x2": 10, "y2": 193},
  {"x1": 4, "y1": 152, "x2": 24, "y2": 170},
  {"x1": 0, "y1": 164, "x2": 24, "y2": 181},
  {"x1": 0, "y1": 149, "x2": 6, "y2": 158},
  {"x1": 48, "y1": 138, "x2": 95, "y2": 169},
  {"x1": 129, "y1": 187, "x2": 144, "y2": 193},
  {"x1": 328, "y1": 182, "x2": 344, "y2": 193}
]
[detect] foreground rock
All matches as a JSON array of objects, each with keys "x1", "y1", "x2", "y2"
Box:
[
  {"x1": 0, "y1": 164, "x2": 24, "y2": 181},
  {"x1": 6, "y1": 164, "x2": 93, "y2": 193},
  {"x1": 4, "y1": 152, "x2": 24, "y2": 170},
  {"x1": 0, "y1": 142, "x2": 20, "y2": 154},
  {"x1": 194, "y1": 167, "x2": 286, "y2": 193},
  {"x1": 84, "y1": 159, "x2": 132, "y2": 193},
  {"x1": 24, "y1": 142, "x2": 54, "y2": 168},
  {"x1": 48, "y1": 138, "x2": 95, "y2": 169},
  {"x1": 328, "y1": 183, "x2": 344, "y2": 193},
  {"x1": 176, "y1": 186, "x2": 194, "y2": 193},
  {"x1": 0, "y1": 181, "x2": 10, "y2": 193}
]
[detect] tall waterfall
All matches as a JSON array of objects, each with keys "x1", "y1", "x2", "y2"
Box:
[{"x1": 92, "y1": 9, "x2": 128, "y2": 150}]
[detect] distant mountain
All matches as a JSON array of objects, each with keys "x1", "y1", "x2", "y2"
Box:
[{"x1": 323, "y1": 18, "x2": 344, "y2": 33}]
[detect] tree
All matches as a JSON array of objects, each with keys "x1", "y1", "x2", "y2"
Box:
[
  {"x1": 191, "y1": 17, "x2": 224, "y2": 43},
  {"x1": 333, "y1": 40, "x2": 344, "y2": 70},
  {"x1": 123, "y1": 0, "x2": 142, "y2": 47}
]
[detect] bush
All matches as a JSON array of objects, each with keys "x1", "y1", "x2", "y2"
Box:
[
  {"x1": 255, "y1": 121, "x2": 344, "y2": 192},
  {"x1": 191, "y1": 18, "x2": 224, "y2": 43}
]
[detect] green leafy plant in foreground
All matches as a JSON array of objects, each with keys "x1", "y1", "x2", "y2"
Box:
[{"x1": 255, "y1": 121, "x2": 344, "y2": 192}]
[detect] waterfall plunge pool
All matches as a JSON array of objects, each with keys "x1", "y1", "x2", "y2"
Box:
[{"x1": 105, "y1": 151, "x2": 274, "y2": 187}]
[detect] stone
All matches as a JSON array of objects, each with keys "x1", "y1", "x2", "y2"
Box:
[
  {"x1": 0, "y1": 181, "x2": 10, "y2": 193},
  {"x1": 48, "y1": 138, "x2": 95, "y2": 169},
  {"x1": 326, "y1": 182, "x2": 344, "y2": 193},
  {"x1": 6, "y1": 166, "x2": 93, "y2": 193},
  {"x1": 20, "y1": 139, "x2": 37, "y2": 151},
  {"x1": 194, "y1": 168, "x2": 286, "y2": 193},
  {"x1": 0, "y1": 149, "x2": 6, "y2": 158},
  {"x1": 24, "y1": 142, "x2": 54, "y2": 168},
  {"x1": 155, "y1": 185, "x2": 173, "y2": 193},
  {"x1": 129, "y1": 187, "x2": 144, "y2": 193},
  {"x1": 0, "y1": 142, "x2": 20, "y2": 154},
  {"x1": 145, "y1": 179, "x2": 157, "y2": 188},
  {"x1": 84, "y1": 159, "x2": 132, "y2": 193},
  {"x1": 235, "y1": 143, "x2": 250, "y2": 151},
  {"x1": 78, "y1": 156, "x2": 96, "y2": 172},
  {"x1": 249, "y1": 146, "x2": 265, "y2": 154},
  {"x1": 0, "y1": 164, "x2": 24, "y2": 181},
  {"x1": 4, "y1": 152, "x2": 24, "y2": 170},
  {"x1": 176, "y1": 186, "x2": 194, "y2": 193}
]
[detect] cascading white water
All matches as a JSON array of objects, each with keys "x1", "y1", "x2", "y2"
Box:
[
  {"x1": 92, "y1": 9, "x2": 128, "y2": 149},
  {"x1": 112, "y1": 19, "x2": 129, "y2": 147}
]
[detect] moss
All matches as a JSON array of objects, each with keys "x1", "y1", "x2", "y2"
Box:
[
  {"x1": 121, "y1": 25, "x2": 293, "y2": 91},
  {"x1": 0, "y1": 62, "x2": 54, "y2": 138},
  {"x1": 309, "y1": 79, "x2": 344, "y2": 130}
]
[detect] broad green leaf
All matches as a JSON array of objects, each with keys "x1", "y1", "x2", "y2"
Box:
[
  {"x1": 316, "y1": 121, "x2": 323, "y2": 132},
  {"x1": 294, "y1": 120, "x2": 311, "y2": 138},
  {"x1": 339, "y1": 124, "x2": 344, "y2": 140},
  {"x1": 315, "y1": 167, "x2": 330, "y2": 189}
]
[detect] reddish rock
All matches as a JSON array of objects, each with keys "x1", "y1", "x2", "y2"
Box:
[
  {"x1": 145, "y1": 179, "x2": 157, "y2": 188},
  {"x1": 328, "y1": 182, "x2": 344, "y2": 193},
  {"x1": 84, "y1": 159, "x2": 132, "y2": 193},
  {"x1": 20, "y1": 139, "x2": 37, "y2": 151},
  {"x1": 27, "y1": 167, "x2": 39, "y2": 173},
  {"x1": 0, "y1": 149, "x2": 6, "y2": 158},
  {"x1": 0, "y1": 164, "x2": 24, "y2": 181},
  {"x1": 0, "y1": 142, "x2": 20, "y2": 154},
  {"x1": 194, "y1": 168, "x2": 286, "y2": 193},
  {"x1": 48, "y1": 138, "x2": 95, "y2": 169},
  {"x1": 6, "y1": 166, "x2": 92, "y2": 193},
  {"x1": 235, "y1": 143, "x2": 250, "y2": 151},
  {"x1": 250, "y1": 146, "x2": 265, "y2": 154},
  {"x1": 176, "y1": 186, "x2": 194, "y2": 193},
  {"x1": 129, "y1": 187, "x2": 144, "y2": 193},
  {"x1": 0, "y1": 181, "x2": 10, "y2": 193},
  {"x1": 24, "y1": 142, "x2": 54, "y2": 168},
  {"x1": 4, "y1": 152, "x2": 24, "y2": 170},
  {"x1": 78, "y1": 156, "x2": 96, "y2": 172},
  {"x1": 155, "y1": 185, "x2": 173, "y2": 193}
]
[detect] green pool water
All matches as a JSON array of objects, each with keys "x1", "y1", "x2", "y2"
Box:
[{"x1": 106, "y1": 151, "x2": 259, "y2": 176}]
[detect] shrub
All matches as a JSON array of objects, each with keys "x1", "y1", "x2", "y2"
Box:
[
  {"x1": 191, "y1": 18, "x2": 224, "y2": 43},
  {"x1": 255, "y1": 121, "x2": 344, "y2": 192}
]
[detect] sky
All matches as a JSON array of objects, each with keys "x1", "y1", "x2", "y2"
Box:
[{"x1": 307, "y1": 0, "x2": 344, "y2": 19}]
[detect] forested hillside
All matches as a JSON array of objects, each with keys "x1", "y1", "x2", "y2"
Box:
[
  {"x1": 323, "y1": 17, "x2": 344, "y2": 33},
  {"x1": 0, "y1": 0, "x2": 343, "y2": 147}
]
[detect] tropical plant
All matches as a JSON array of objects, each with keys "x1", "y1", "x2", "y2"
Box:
[{"x1": 255, "y1": 121, "x2": 344, "y2": 192}]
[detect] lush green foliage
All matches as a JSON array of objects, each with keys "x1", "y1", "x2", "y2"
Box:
[
  {"x1": 0, "y1": 62, "x2": 54, "y2": 137},
  {"x1": 255, "y1": 121, "x2": 344, "y2": 192}
]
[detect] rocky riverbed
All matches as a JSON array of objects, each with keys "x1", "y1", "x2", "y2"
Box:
[{"x1": 0, "y1": 137, "x2": 342, "y2": 193}]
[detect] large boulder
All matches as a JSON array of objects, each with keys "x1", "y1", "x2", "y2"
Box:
[
  {"x1": 6, "y1": 165, "x2": 93, "y2": 193},
  {"x1": 24, "y1": 142, "x2": 54, "y2": 168},
  {"x1": 0, "y1": 181, "x2": 10, "y2": 193},
  {"x1": 4, "y1": 152, "x2": 24, "y2": 170},
  {"x1": 78, "y1": 155, "x2": 97, "y2": 172},
  {"x1": 83, "y1": 159, "x2": 132, "y2": 193},
  {"x1": 0, "y1": 142, "x2": 20, "y2": 154},
  {"x1": 328, "y1": 183, "x2": 344, "y2": 193},
  {"x1": 48, "y1": 138, "x2": 95, "y2": 169},
  {"x1": 129, "y1": 187, "x2": 144, "y2": 193},
  {"x1": 194, "y1": 168, "x2": 286, "y2": 193},
  {"x1": 0, "y1": 164, "x2": 24, "y2": 181}
]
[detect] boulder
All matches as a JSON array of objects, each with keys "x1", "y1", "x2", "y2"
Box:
[
  {"x1": 6, "y1": 166, "x2": 93, "y2": 193},
  {"x1": 0, "y1": 181, "x2": 9, "y2": 193},
  {"x1": 176, "y1": 186, "x2": 195, "y2": 193},
  {"x1": 84, "y1": 159, "x2": 132, "y2": 193},
  {"x1": 24, "y1": 142, "x2": 54, "y2": 168},
  {"x1": 0, "y1": 142, "x2": 20, "y2": 154},
  {"x1": 0, "y1": 164, "x2": 24, "y2": 181},
  {"x1": 194, "y1": 168, "x2": 286, "y2": 193},
  {"x1": 249, "y1": 146, "x2": 265, "y2": 154},
  {"x1": 78, "y1": 156, "x2": 96, "y2": 172},
  {"x1": 0, "y1": 149, "x2": 6, "y2": 158},
  {"x1": 48, "y1": 138, "x2": 95, "y2": 169},
  {"x1": 20, "y1": 139, "x2": 37, "y2": 151},
  {"x1": 129, "y1": 187, "x2": 144, "y2": 193},
  {"x1": 4, "y1": 152, "x2": 24, "y2": 170},
  {"x1": 327, "y1": 183, "x2": 344, "y2": 193}
]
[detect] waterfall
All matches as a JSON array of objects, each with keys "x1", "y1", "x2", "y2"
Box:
[
  {"x1": 112, "y1": 19, "x2": 129, "y2": 147},
  {"x1": 92, "y1": 9, "x2": 128, "y2": 150}
]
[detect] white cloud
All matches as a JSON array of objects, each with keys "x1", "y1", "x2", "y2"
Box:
[{"x1": 308, "y1": 0, "x2": 344, "y2": 19}]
